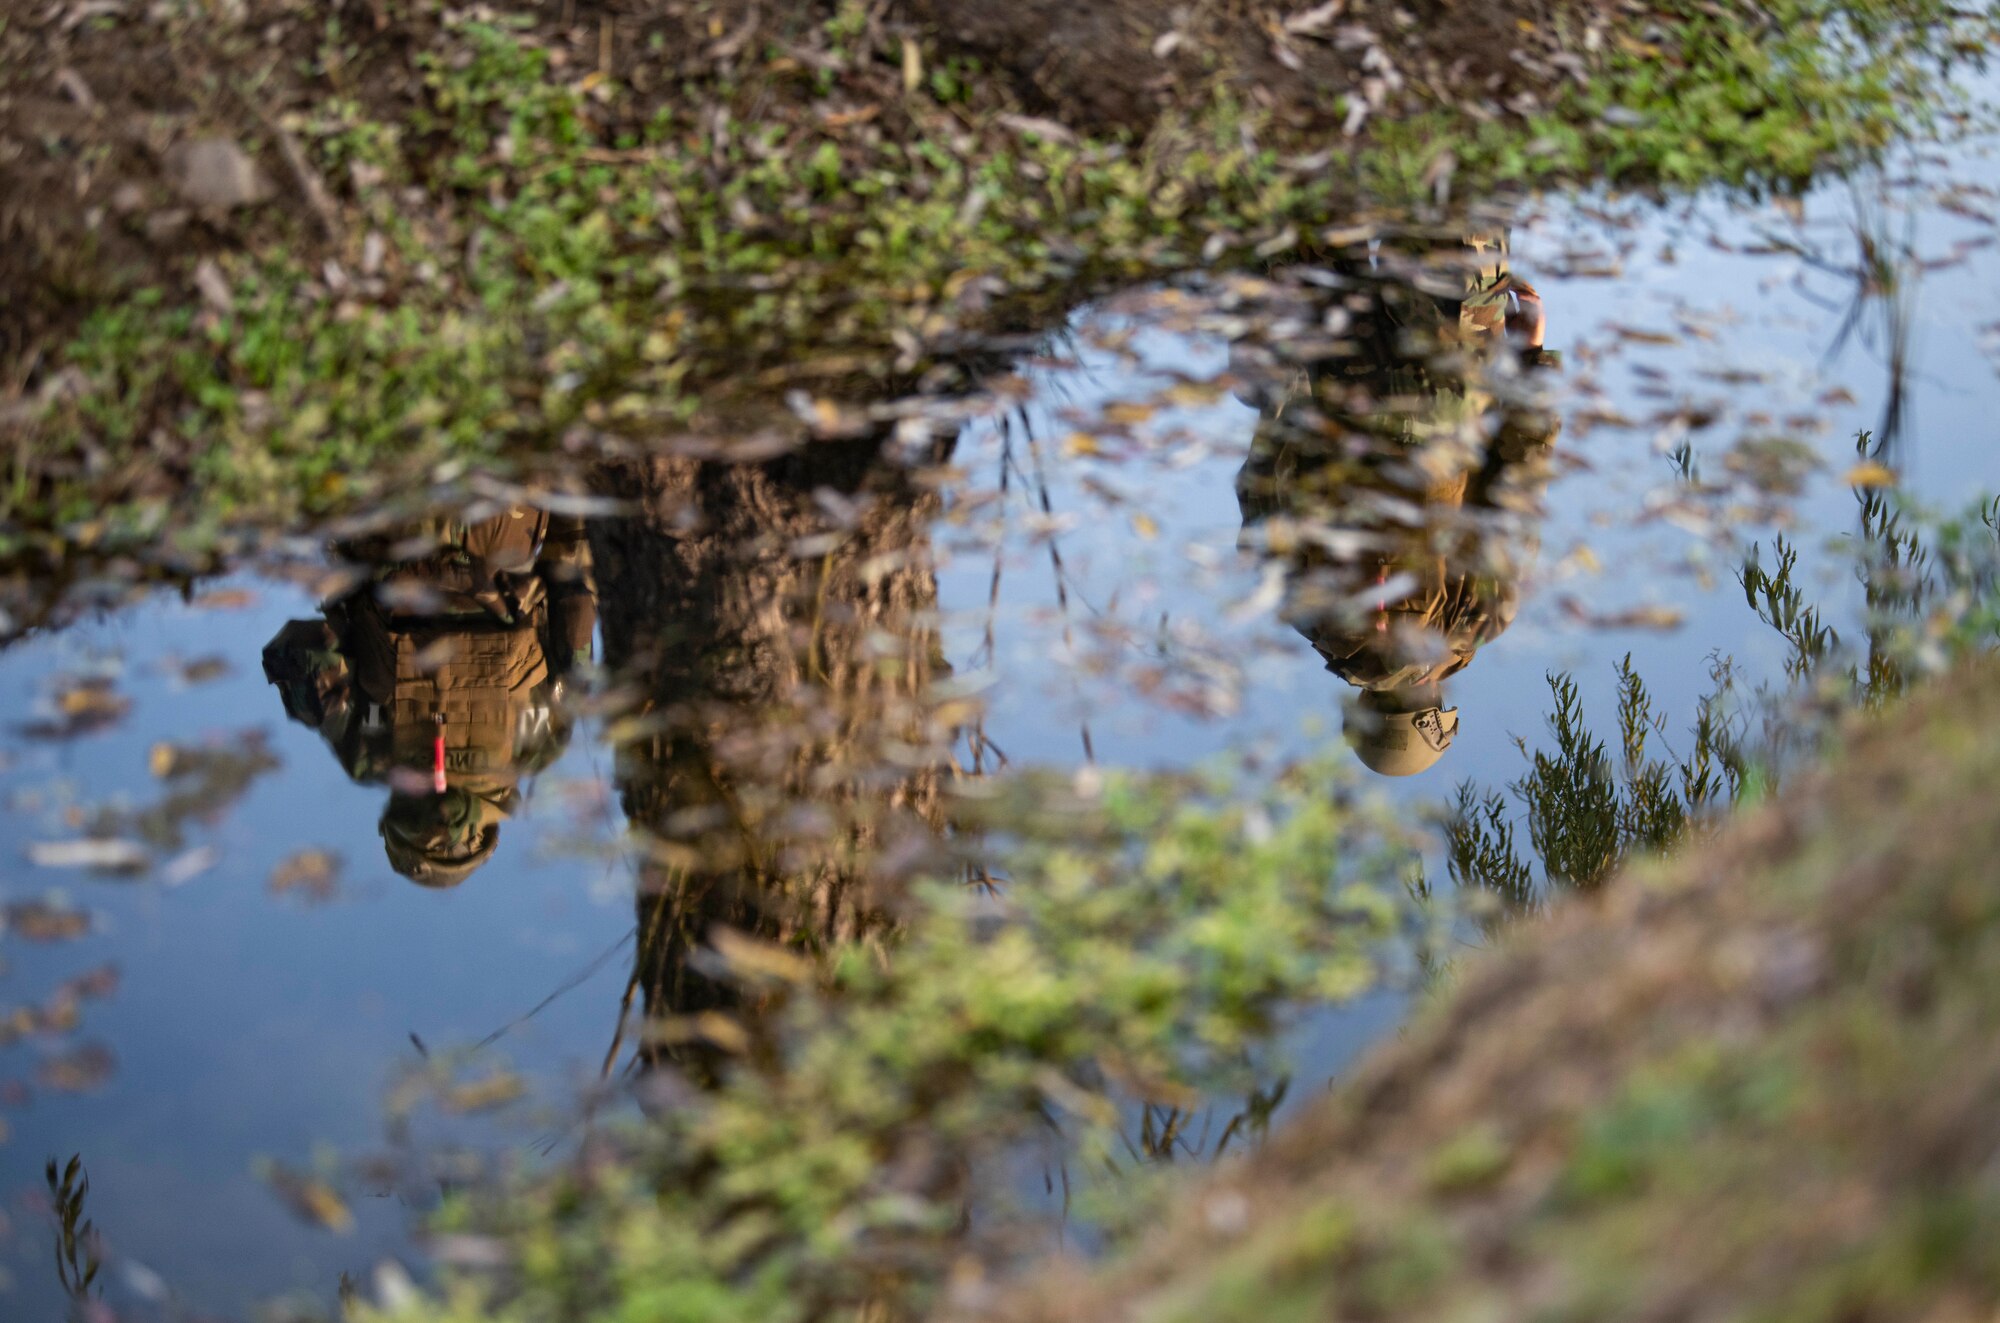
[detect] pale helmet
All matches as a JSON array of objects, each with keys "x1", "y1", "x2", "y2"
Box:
[{"x1": 1345, "y1": 690, "x2": 1461, "y2": 777}]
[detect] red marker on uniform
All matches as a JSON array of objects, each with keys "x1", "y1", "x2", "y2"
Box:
[{"x1": 432, "y1": 715, "x2": 448, "y2": 793}]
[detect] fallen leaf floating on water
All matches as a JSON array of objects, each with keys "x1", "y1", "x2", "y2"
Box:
[
  {"x1": 1, "y1": 996, "x2": 78, "y2": 1040},
  {"x1": 268, "y1": 850, "x2": 341, "y2": 903},
  {"x1": 429, "y1": 1235, "x2": 511, "y2": 1269},
  {"x1": 159, "y1": 846, "x2": 219, "y2": 888},
  {"x1": 62, "y1": 965, "x2": 120, "y2": 1001},
  {"x1": 163, "y1": 654, "x2": 230, "y2": 685},
  {"x1": 38, "y1": 1043, "x2": 115, "y2": 1093},
  {"x1": 0, "y1": 969, "x2": 118, "y2": 1047},
  {"x1": 19, "y1": 679, "x2": 130, "y2": 741},
  {"x1": 440, "y1": 1071, "x2": 527, "y2": 1115},
  {"x1": 1560, "y1": 597, "x2": 1687, "y2": 631},
  {"x1": 122, "y1": 1261, "x2": 170, "y2": 1305},
  {"x1": 3, "y1": 899, "x2": 91, "y2": 942},
  {"x1": 27, "y1": 840, "x2": 148, "y2": 874},
  {"x1": 1605, "y1": 322, "x2": 1678, "y2": 345},
  {"x1": 190, "y1": 587, "x2": 258, "y2": 611},
  {"x1": 647, "y1": 1012, "x2": 752, "y2": 1055},
  {"x1": 1101, "y1": 401, "x2": 1158, "y2": 427},
  {"x1": 709, "y1": 927, "x2": 813, "y2": 984},
  {"x1": 260, "y1": 1162, "x2": 355, "y2": 1233}
]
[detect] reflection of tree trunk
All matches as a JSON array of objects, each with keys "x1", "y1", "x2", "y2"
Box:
[{"x1": 589, "y1": 439, "x2": 952, "y2": 1079}]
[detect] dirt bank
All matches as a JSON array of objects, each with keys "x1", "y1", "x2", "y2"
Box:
[{"x1": 968, "y1": 661, "x2": 2000, "y2": 1322}]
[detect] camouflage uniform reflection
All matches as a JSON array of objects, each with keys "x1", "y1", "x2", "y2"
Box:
[
  {"x1": 262, "y1": 508, "x2": 598, "y2": 885},
  {"x1": 593, "y1": 440, "x2": 952, "y2": 1086},
  {"x1": 1237, "y1": 233, "x2": 1559, "y2": 776}
]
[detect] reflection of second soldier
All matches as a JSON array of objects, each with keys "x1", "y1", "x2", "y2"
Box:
[
  {"x1": 262, "y1": 506, "x2": 597, "y2": 886},
  {"x1": 1237, "y1": 233, "x2": 1559, "y2": 777}
]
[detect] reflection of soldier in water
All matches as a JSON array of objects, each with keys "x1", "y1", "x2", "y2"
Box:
[
  {"x1": 1237, "y1": 233, "x2": 1559, "y2": 776},
  {"x1": 591, "y1": 437, "x2": 954, "y2": 1084},
  {"x1": 262, "y1": 507, "x2": 597, "y2": 886}
]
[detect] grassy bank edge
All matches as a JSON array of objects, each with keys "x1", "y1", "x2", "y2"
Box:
[{"x1": 972, "y1": 658, "x2": 2000, "y2": 1323}]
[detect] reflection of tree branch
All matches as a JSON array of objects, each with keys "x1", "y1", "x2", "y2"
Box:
[
  {"x1": 1013, "y1": 412, "x2": 1096, "y2": 762},
  {"x1": 1752, "y1": 181, "x2": 1918, "y2": 464}
]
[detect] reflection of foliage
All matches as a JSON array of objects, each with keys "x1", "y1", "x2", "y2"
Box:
[
  {"x1": 1450, "y1": 658, "x2": 1743, "y2": 906},
  {"x1": 47, "y1": 1155, "x2": 102, "y2": 1308},
  {"x1": 1213, "y1": 1078, "x2": 1291, "y2": 1160},
  {"x1": 361, "y1": 760, "x2": 1412, "y2": 1323},
  {"x1": 1751, "y1": 443, "x2": 2000, "y2": 713},
  {"x1": 1740, "y1": 537, "x2": 1837, "y2": 684},
  {"x1": 106, "y1": 733, "x2": 284, "y2": 853},
  {"x1": 1049, "y1": 669, "x2": 2000, "y2": 1323},
  {"x1": 1453, "y1": 455, "x2": 2000, "y2": 914}
]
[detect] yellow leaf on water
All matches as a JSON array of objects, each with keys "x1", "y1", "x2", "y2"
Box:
[
  {"x1": 268, "y1": 850, "x2": 341, "y2": 903},
  {"x1": 1063, "y1": 432, "x2": 1102, "y2": 457},
  {"x1": 711, "y1": 928, "x2": 812, "y2": 984},
  {"x1": 1164, "y1": 381, "x2": 1225, "y2": 408},
  {"x1": 1102, "y1": 402, "x2": 1157, "y2": 427},
  {"x1": 1131, "y1": 513, "x2": 1160, "y2": 540},
  {"x1": 262, "y1": 1163, "x2": 354, "y2": 1234},
  {"x1": 441, "y1": 1071, "x2": 527, "y2": 1115}
]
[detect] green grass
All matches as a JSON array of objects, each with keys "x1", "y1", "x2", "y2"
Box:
[{"x1": 8, "y1": 0, "x2": 1992, "y2": 561}]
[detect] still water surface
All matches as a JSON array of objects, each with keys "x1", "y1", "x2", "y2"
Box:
[{"x1": 1, "y1": 126, "x2": 1997, "y2": 1316}]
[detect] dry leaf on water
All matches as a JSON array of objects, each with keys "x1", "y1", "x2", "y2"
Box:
[
  {"x1": 38, "y1": 1043, "x2": 115, "y2": 1093},
  {"x1": 3, "y1": 900, "x2": 91, "y2": 942},
  {"x1": 260, "y1": 1162, "x2": 355, "y2": 1233},
  {"x1": 269, "y1": 850, "x2": 341, "y2": 903}
]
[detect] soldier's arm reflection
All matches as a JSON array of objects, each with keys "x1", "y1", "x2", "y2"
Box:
[
  {"x1": 1237, "y1": 232, "x2": 1560, "y2": 777},
  {"x1": 261, "y1": 506, "x2": 599, "y2": 886}
]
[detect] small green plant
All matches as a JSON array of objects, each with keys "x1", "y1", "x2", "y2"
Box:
[
  {"x1": 355, "y1": 757, "x2": 1417, "y2": 1323},
  {"x1": 1741, "y1": 536, "x2": 1839, "y2": 684}
]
